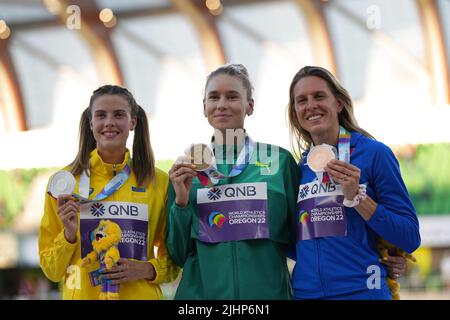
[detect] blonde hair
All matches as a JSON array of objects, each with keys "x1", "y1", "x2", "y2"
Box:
[{"x1": 203, "y1": 63, "x2": 254, "y2": 101}]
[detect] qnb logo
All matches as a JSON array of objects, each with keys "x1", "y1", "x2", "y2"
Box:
[
  {"x1": 207, "y1": 187, "x2": 222, "y2": 201},
  {"x1": 366, "y1": 265, "x2": 381, "y2": 290},
  {"x1": 208, "y1": 212, "x2": 226, "y2": 228},
  {"x1": 90, "y1": 203, "x2": 105, "y2": 217},
  {"x1": 299, "y1": 210, "x2": 309, "y2": 224},
  {"x1": 299, "y1": 185, "x2": 310, "y2": 199}
]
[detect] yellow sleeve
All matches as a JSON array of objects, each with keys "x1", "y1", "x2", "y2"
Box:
[
  {"x1": 147, "y1": 171, "x2": 180, "y2": 285},
  {"x1": 39, "y1": 191, "x2": 78, "y2": 282}
]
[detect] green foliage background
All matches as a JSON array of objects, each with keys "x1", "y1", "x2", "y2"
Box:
[{"x1": 397, "y1": 143, "x2": 450, "y2": 215}]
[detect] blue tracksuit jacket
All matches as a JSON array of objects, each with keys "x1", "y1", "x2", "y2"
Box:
[{"x1": 291, "y1": 132, "x2": 421, "y2": 299}]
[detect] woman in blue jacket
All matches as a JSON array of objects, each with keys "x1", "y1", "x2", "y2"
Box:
[{"x1": 287, "y1": 66, "x2": 420, "y2": 299}]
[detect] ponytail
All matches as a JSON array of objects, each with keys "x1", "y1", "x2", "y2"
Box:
[
  {"x1": 69, "y1": 108, "x2": 96, "y2": 177},
  {"x1": 132, "y1": 104, "x2": 155, "y2": 186}
]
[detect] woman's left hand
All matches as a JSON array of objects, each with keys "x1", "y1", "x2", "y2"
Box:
[
  {"x1": 102, "y1": 258, "x2": 155, "y2": 285},
  {"x1": 325, "y1": 160, "x2": 361, "y2": 200},
  {"x1": 380, "y1": 254, "x2": 407, "y2": 279}
]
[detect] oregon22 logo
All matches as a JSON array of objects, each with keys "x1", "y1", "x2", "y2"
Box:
[{"x1": 208, "y1": 212, "x2": 226, "y2": 228}]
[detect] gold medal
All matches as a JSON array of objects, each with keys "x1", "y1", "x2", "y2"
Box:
[{"x1": 307, "y1": 144, "x2": 336, "y2": 172}]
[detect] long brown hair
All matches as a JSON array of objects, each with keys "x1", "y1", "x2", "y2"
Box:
[
  {"x1": 69, "y1": 85, "x2": 155, "y2": 186},
  {"x1": 287, "y1": 66, "x2": 375, "y2": 158}
]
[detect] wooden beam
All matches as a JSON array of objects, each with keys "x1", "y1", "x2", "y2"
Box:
[
  {"x1": 328, "y1": 1, "x2": 431, "y2": 83},
  {"x1": 0, "y1": 36, "x2": 27, "y2": 131},
  {"x1": 294, "y1": 0, "x2": 337, "y2": 74},
  {"x1": 171, "y1": 0, "x2": 226, "y2": 70},
  {"x1": 417, "y1": 0, "x2": 450, "y2": 104},
  {"x1": 54, "y1": 0, "x2": 123, "y2": 85}
]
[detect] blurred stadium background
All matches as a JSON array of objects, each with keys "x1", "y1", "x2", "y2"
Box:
[{"x1": 0, "y1": 0, "x2": 449, "y2": 300}]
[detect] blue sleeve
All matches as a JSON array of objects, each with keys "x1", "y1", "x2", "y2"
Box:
[{"x1": 366, "y1": 143, "x2": 421, "y2": 253}]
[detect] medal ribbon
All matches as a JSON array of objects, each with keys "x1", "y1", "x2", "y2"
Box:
[
  {"x1": 77, "y1": 162, "x2": 131, "y2": 203},
  {"x1": 338, "y1": 126, "x2": 350, "y2": 163},
  {"x1": 197, "y1": 134, "x2": 255, "y2": 187}
]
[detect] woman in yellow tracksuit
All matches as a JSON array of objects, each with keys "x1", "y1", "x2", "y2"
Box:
[{"x1": 39, "y1": 85, "x2": 179, "y2": 299}]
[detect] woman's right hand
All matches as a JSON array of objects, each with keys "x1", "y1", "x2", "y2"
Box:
[
  {"x1": 169, "y1": 156, "x2": 198, "y2": 207},
  {"x1": 57, "y1": 194, "x2": 79, "y2": 244}
]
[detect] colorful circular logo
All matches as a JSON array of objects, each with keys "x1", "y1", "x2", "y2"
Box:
[
  {"x1": 299, "y1": 210, "x2": 309, "y2": 224},
  {"x1": 208, "y1": 211, "x2": 226, "y2": 228}
]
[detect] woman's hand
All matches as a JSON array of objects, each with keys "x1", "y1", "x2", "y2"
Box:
[
  {"x1": 169, "y1": 156, "x2": 197, "y2": 207},
  {"x1": 102, "y1": 258, "x2": 156, "y2": 285},
  {"x1": 57, "y1": 194, "x2": 79, "y2": 244},
  {"x1": 325, "y1": 160, "x2": 361, "y2": 200},
  {"x1": 380, "y1": 254, "x2": 408, "y2": 279}
]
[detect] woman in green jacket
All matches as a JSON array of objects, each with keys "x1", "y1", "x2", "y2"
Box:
[{"x1": 166, "y1": 64, "x2": 299, "y2": 299}]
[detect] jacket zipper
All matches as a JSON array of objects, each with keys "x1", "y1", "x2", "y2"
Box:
[
  {"x1": 232, "y1": 241, "x2": 239, "y2": 299},
  {"x1": 316, "y1": 239, "x2": 326, "y2": 296},
  {"x1": 113, "y1": 164, "x2": 117, "y2": 176},
  {"x1": 229, "y1": 176, "x2": 239, "y2": 298}
]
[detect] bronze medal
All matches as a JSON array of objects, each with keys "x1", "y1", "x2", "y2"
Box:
[
  {"x1": 187, "y1": 143, "x2": 214, "y2": 171},
  {"x1": 307, "y1": 144, "x2": 336, "y2": 172}
]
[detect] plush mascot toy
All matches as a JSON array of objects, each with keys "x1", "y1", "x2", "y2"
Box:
[
  {"x1": 81, "y1": 220, "x2": 122, "y2": 300},
  {"x1": 377, "y1": 238, "x2": 416, "y2": 300}
]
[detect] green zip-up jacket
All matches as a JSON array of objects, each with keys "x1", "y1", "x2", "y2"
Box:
[{"x1": 167, "y1": 142, "x2": 299, "y2": 299}]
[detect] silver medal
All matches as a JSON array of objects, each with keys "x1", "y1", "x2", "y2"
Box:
[{"x1": 48, "y1": 170, "x2": 76, "y2": 198}]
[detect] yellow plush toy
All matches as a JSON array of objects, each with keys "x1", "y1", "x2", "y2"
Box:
[
  {"x1": 81, "y1": 219, "x2": 122, "y2": 300},
  {"x1": 377, "y1": 238, "x2": 416, "y2": 300}
]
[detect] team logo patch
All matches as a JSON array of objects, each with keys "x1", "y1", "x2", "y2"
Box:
[{"x1": 132, "y1": 186, "x2": 146, "y2": 192}]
